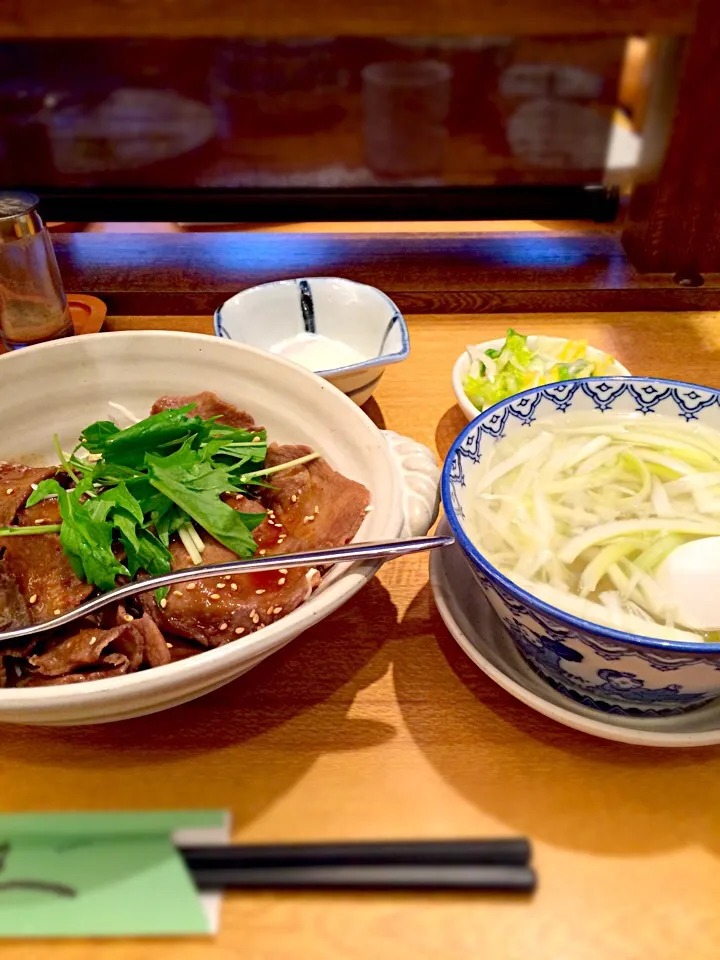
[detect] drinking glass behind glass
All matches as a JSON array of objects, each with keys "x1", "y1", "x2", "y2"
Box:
[
  {"x1": 0, "y1": 191, "x2": 73, "y2": 350},
  {"x1": 362, "y1": 60, "x2": 452, "y2": 179}
]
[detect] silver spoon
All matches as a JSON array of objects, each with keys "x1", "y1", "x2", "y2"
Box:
[{"x1": 0, "y1": 535, "x2": 454, "y2": 643}]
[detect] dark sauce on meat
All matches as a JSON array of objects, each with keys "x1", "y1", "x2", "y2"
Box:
[{"x1": 0, "y1": 391, "x2": 370, "y2": 686}]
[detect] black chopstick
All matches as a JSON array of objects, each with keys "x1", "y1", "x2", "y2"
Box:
[
  {"x1": 179, "y1": 837, "x2": 531, "y2": 870},
  {"x1": 180, "y1": 839, "x2": 536, "y2": 894},
  {"x1": 189, "y1": 863, "x2": 537, "y2": 893}
]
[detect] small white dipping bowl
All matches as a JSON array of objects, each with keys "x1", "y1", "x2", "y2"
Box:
[
  {"x1": 0, "y1": 331, "x2": 439, "y2": 725},
  {"x1": 215, "y1": 277, "x2": 410, "y2": 407},
  {"x1": 452, "y1": 335, "x2": 630, "y2": 421}
]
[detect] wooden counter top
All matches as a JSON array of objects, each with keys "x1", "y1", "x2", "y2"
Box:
[{"x1": 3, "y1": 311, "x2": 720, "y2": 959}]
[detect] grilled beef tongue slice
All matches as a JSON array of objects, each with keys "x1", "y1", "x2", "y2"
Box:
[
  {"x1": 150, "y1": 391, "x2": 261, "y2": 432},
  {"x1": 140, "y1": 441, "x2": 371, "y2": 646},
  {"x1": 0, "y1": 462, "x2": 57, "y2": 528},
  {"x1": 25, "y1": 612, "x2": 171, "y2": 684},
  {"x1": 2, "y1": 499, "x2": 93, "y2": 623}
]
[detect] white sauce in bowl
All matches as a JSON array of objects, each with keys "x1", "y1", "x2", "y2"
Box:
[{"x1": 271, "y1": 333, "x2": 367, "y2": 372}]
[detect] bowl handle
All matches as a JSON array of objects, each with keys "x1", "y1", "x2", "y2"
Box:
[{"x1": 381, "y1": 430, "x2": 440, "y2": 537}]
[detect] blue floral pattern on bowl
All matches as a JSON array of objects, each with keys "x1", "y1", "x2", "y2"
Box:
[{"x1": 442, "y1": 377, "x2": 720, "y2": 717}]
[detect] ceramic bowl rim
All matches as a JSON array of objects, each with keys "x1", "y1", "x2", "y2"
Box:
[
  {"x1": 442, "y1": 374, "x2": 720, "y2": 655},
  {"x1": 0, "y1": 329, "x2": 403, "y2": 705},
  {"x1": 213, "y1": 276, "x2": 410, "y2": 378},
  {"x1": 451, "y1": 335, "x2": 631, "y2": 422}
]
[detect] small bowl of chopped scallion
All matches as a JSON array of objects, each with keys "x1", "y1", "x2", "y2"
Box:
[{"x1": 452, "y1": 330, "x2": 630, "y2": 421}]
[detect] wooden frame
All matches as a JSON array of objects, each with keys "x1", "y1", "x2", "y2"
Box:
[
  {"x1": 622, "y1": 0, "x2": 720, "y2": 274},
  {"x1": 0, "y1": 0, "x2": 696, "y2": 39},
  {"x1": 10, "y1": 0, "x2": 720, "y2": 299}
]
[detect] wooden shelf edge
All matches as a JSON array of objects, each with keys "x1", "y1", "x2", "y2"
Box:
[
  {"x1": 1, "y1": 0, "x2": 696, "y2": 39},
  {"x1": 53, "y1": 230, "x2": 720, "y2": 316}
]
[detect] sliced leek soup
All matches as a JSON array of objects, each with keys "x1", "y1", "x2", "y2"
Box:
[{"x1": 465, "y1": 412, "x2": 720, "y2": 642}]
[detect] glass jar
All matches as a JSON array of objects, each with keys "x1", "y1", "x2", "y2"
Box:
[{"x1": 0, "y1": 191, "x2": 73, "y2": 349}]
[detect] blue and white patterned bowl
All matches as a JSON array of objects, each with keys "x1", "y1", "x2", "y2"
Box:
[
  {"x1": 442, "y1": 376, "x2": 720, "y2": 718},
  {"x1": 214, "y1": 277, "x2": 409, "y2": 406}
]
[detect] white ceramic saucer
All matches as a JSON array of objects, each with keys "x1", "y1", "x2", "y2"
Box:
[{"x1": 430, "y1": 520, "x2": 720, "y2": 748}]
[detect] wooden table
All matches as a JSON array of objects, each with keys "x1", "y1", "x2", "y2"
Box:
[{"x1": 5, "y1": 311, "x2": 720, "y2": 960}]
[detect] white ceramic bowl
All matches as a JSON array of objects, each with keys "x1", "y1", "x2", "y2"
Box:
[
  {"x1": 215, "y1": 277, "x2": 410, "y2": 406},
  {"x1": 452, "y1": 335, "x2": 630, "y2": 421},
  {"x1": 0, "y1": 331, "x2": 438, "y2": 725}
]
